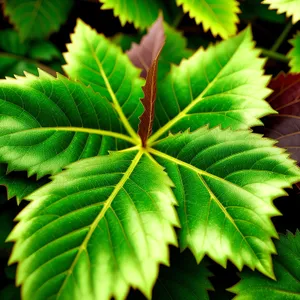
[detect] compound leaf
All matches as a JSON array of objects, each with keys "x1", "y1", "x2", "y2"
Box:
[
  {"x1": 229, "y1": 230, "x2": 300, "y2": 299},
  {"x1": 7, "y1": 150, "x2": 179, "y2": 300},
  {"x1": 150, "y1": 28, "x2": 274, "y2": 144},
  {"x1": 4, "y1": 0, "x2": 73, "y2": 40},
  {"x1": 0, "y1": 70, "x2": 131, "y2": 179},
  {"x1": 63, "y1": 19, "x2": 144, "y2": 137},
  {"x1": 99, "y1": 0, "x2": 165, "y2": 29},
  {"x1": 262, "y1": 0, "x2": 300, "y2": 24},
  {"x1": 288, "y1": 32, "x2": 300, "y2": 72},
  {"x1": 264, "y1": 73, "x2": 300, "y2": 166},
  {"x1": 176, "y1": 0, "x2": 240, "y2": 39},
  {"x1": 149, "y1": 127, "x2": 300, "y2": 278}
]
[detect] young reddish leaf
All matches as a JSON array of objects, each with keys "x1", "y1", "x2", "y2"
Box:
[
  {"x1": 126, "y1": 15, "x2": 165, "y2": 146},
  {"x1": 264, "y1": 73, "x2": 300, "y2": 171}
]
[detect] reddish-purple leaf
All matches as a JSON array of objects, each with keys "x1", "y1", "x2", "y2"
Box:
[
  {"x1": 126, "y1": 15, "x2": 165, "y2": 146},
  {"x1": 264, "y1": 72, "x2": 300, "y2": 169}
]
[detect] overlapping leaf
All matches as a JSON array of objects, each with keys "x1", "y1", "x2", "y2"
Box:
[
  {"x1": 98, "y1": 0, "x2": 165, "y2": 29},
  {"x1": 63, "y1": 19, "x2": 144, "y2": 136},
  {"x1": 264, "y1": 73, "x2": 300, "y2": 166},
  {"x1": 0, "y1": 165, "x2": 47, "y2": 204},
  {"x1": 176, "y1": 0, "x2": 240, "y2": 39},
  {"x1": 0, "y1": 29, "x2": 61, "y2": 78},
  {"x1": 152, "y1": 251, "x2": 213, "y2": 300},
  {"x1": 229, "y1": 230, "x2": 300, "y2": 299},
  {"x1": 0, "y1": 70, "x2": 130, "y2": 179},
  {"x1": 288, "y1": 32, "x2": 300, "y2": 72},
  {"x1": 150, "y1": 127, "x2": 300, "y2": 277},
  {"x1": 7, "y1": 150, "x2": 179, "y2": 300},
  {"x1": 262, "y1": 0, "x2": 300, "y2": 24},
  {"x1": 150, "y1": 28, "x2": 274, "y2": 144},
  {"x1": 120, "y1": 21, "x2": 192, "y2": 80},
  {"x1": 127, "y1": 15, "x2": 165, "y2": 144},
  {"x1": 4, "y1": 0, "x2": 73, "y2": 40}
]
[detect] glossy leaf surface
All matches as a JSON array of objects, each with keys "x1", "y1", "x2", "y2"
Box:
[
  {"x1": 229, "y1": 230, "x2": 300, "y2": 299},
  {"x1": 264, "y1": 73, "x2": 300, "y2": 166},
  {"x1": 262, "y1": 0, "x2": 300, "y2": 24},
  {"x1": 0, "y1": 70, "x2": 129, "y2": 179},
  {"x1": 4, "y1": 0, "x2": 73, "y2": 40},
  {"x1": 151, "y1": 127, "x2": 300, "y2": 277},
  {"x1": 8, "y1": 150, "x2": 178, "y2": 300},
  {"x1": 288, "y1": 32, "x2": 300, "y2": 73},
  {"x1": 63, "y1": 20, "x2": 144, "y2": 136},
  {"x1": 150, "y1": 28, "x2": 274, "y2": 143},
  {"x1": 176, "y1": 0, "x2": 240, "y2": 39}
]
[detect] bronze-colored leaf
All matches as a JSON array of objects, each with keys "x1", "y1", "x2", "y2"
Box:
[
  {"x1": 264, "y1": 72, "x2": 300, "y2": 187},
  {"x1": 127, "y1": 15, "x2": 165, "y2": 145}
]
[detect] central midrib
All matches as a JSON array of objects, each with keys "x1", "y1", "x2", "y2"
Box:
[{"x1": 56, "y1": 149, "x2": 143, "y2": 298}]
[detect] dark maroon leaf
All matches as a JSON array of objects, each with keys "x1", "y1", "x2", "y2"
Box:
[
  {"x1": 264, "y1": 73, "x2": 300, "y2": 175},
  {"x1": 126, "y1": 15, "x2": 165, "y2": 146}
]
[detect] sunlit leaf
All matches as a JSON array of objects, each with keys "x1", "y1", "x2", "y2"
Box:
[
  {"x1": 176, "y1": 0, "x2": 240, "y2": 39},
  {"x1": 7, "y1": 150, "x2": 178, "y2": 300}
]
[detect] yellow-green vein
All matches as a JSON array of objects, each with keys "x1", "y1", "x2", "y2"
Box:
[{"x1": 56, "y1": 149, "x2": 143, "y2": 297}]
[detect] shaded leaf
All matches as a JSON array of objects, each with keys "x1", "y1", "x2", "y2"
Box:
[
  {"x1": 0, "y1": 164, "x2": 47, "y2": 204},
  {"x1": 4, "y1": 0, "x2": 73, "y2": 40},
  {"x1": 150, "y1": 127, "x2": 300, "y2": 278},
  {"x1": 7, "y1": 150, "x2": 178, "y2": 300},
  {"x1": 288, "y1": 32, "x2": 300, "y2": 73},
  {"x1": 176, "y1": 0, "x2": 240, "y2": 39},
  {"x1": 240, "y1": 0, "x2": 285, "y2": 23},
  {"x1": 264, "y1": 73, "x2": 300, "y2": 166},
  {"x1": 153, "y1": 250, "x2": 213, "y2": 300},
  {"x1": 127, "y1": 15, "x2": 165, "y2": 145},
  {"x1": 0, "y1": 70, "x2": 131, "y2": 179},
  {"x1": 149, "y1": 28, "x2": 274, "y2": 144},
  {"x1": 0, "y1": 29, "x2": 61, "y2": 78},
  {"x1": 63, "y1": 19, "x2": 144, "y2": 137},
  {"x1": 262, "y1": 0, "x2": 300, "y2": 24},
  {"x1": 229, "y1": 230, "x2": 300, "y2": 299},
  {"x1": 0, "y1": 284, "x2": 20, "y2": 300}
]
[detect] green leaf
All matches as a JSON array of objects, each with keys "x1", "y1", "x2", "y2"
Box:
[
  {"x1": 149, "y1": 28, "x2": 274, "y2": 144},
  {"x1": 262, "y1": 0, "x2": 300, "y2": 24},
  {"x1": 229, "y1": 230, "x2": 300, "y2": 299},
  {"x1": 4, "y1": 0, "x2": 73, "y2": 40},
  {"x1": 0, "y1": 285, "x2": 20, "y2": 300},
  {"x1": 0, "y1": 70, "x2": 132, "y2": 179},
  {"x1": 63, "y1": 19, "x2": 144, "y2": 138},
  {"x1": 7, "y1": 150, "x2": 179, "y2": 300},
  {"x1": 149, "y1": 127, "x2": 300, "y2": 278},
  {"x1": 153, "y1": 250, "x2": 213, "y2": 300},
  {"x1": 0, "y1": 164, "x2": 47, "y2": 204},
  {"x1": 28, "y1": 41, "x2": 62, "y2": 62},
  {"x1": 288, "y1": 32, "x2": 300, "y2": 72},
  {"x1": 176, "y1": 0, "x2": 240, "y2": 39},
  {"x1": 240, "y1": 0, "x2": 286, "y2": 23},
  {"x1": 158, "y1": 22, "x2": 193, "y2": 80},
  {"x1": 0, "y1": 29, "x2": 61, "y2": 78},
  {"x1": 99, "y1": 0, "x2": 165, "y2": 29}
]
